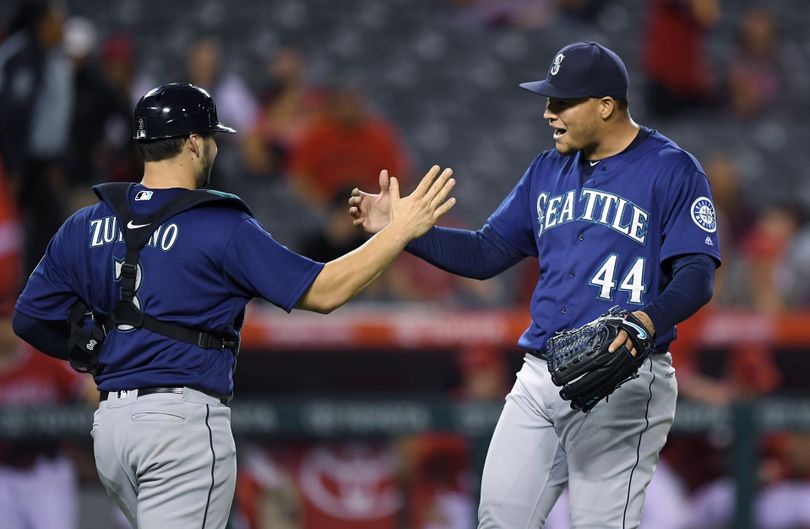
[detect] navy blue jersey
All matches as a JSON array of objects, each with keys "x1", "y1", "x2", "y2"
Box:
[
  {"x1": 15, "y1": 185, "x2": 323, "y2": 395},
  {"x1": 487, "y1": 128, "x2": 721, "y2": 352}
]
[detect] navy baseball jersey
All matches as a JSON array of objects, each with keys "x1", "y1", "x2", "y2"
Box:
[
  {"x1": 15, "y1": 184, "x2": 323, "y2": 395},
  {"x1": 487, "y1": 127, "x2": 721, "y2": 352}
]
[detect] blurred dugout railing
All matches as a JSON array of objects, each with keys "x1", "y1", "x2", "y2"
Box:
[{"x1": 234, "y1": 303, "x2": 810, "y2": 351}]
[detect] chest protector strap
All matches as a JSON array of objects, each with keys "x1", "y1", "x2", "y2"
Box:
[{"x1": 92, "y1": 182, "x2": 253, "y2": 352}]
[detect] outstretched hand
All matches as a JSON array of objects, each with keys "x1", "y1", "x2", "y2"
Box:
[
  {"x1": 349, "y1": 166, "x2": 456, "y2": 238},
  {"x1": 349, "y1": 169, "x2": 393, "y2": 234},
  {"x1": 389, "y1": 165, "x2": 456, "y2": 240}
]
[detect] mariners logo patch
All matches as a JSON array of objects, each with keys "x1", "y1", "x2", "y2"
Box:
[
  {"x1": 691, "y1": 197, "x2": 717, "y2": 233},
  {"x1": 550, "y1": 53, "x2": 565, "y2": 75}
]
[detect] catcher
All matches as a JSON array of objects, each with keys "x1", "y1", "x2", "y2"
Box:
[{"x1": 350, "y1": 42, "x2": 720, "y2": 528}]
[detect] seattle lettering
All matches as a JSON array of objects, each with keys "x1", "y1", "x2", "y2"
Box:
[{"x1": 536, "y1": 188, "x2": 648, "y2": 244}]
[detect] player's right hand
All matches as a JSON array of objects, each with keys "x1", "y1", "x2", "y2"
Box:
[{"x1": 387, "y1": 165, "x2": 456, "y2": 240}]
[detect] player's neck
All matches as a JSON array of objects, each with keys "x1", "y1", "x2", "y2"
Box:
[
  {"x1": 141, "y1": 159, "x2": 198, "y2": 190},
  {"x1": 584, "y1": 118, "x2": 640, "y2": 161}
]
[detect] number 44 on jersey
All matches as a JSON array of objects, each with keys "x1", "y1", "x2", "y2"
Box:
[{"x1": 589, "y1": 255, "x2": 646, "y2": 304}]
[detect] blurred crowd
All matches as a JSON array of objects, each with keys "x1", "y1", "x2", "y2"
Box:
[
  {"x1": 2, "y1": 0, "x2": 810, "y2": 311},
  {"x1": 2, "y1": 0, "x2": 810, "y2": 528}
]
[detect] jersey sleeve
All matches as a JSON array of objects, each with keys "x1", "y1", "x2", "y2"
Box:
[
  {"x1": 485, "y1": 164, "x2": 539, "y2": 257},
  {"x1": 15, "y1": 218, "x2": 82, "y2": 321},
  {"x1": 659, "y1": 171, "x2": 722, "y2": 265},
  {"x1": 222, "y1": 218, "x2": 324, "y2": 312}
]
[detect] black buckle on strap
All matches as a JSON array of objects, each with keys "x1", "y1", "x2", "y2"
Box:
[
  {"x1": 119, "y1": 263, "x2": 138, "y2": 280},
  {"x1": 196, "y1": 332, "x2": 236, "y2": 351}
]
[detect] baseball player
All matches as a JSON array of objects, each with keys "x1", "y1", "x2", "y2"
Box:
[
  {"x1": 350, "y1": 42, "x2": 720, "y2": 528},
  {"x1": 11, "y1": 82, "x2": 456, "y2": 529}
]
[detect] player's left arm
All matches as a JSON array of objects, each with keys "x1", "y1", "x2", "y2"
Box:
[
  {"x1": 12, "y1": 311, "x2": 70, "y2": 359},
  {"x1": 610, "y1": 164, "x2": 720, "y2": 356},
  {"x1": 13, "y1": 217, "x2": 85, "y2": 360},
  {"x1": 609, "y1": 253, "x2": 715, "y2": 356}
]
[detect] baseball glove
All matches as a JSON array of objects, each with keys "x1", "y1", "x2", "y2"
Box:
[{"x1": 546, "y1": 307, "x2": 653, "y2": 413}]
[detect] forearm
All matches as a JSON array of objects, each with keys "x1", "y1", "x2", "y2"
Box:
[
  {"x1": 642, "y1": 254, "x2": 716, "y2": 334},
  {"x1": 406, "y1": 225, "x2": 525, "y2": 279},
  {"x1": 12, "y1": 311, "x2": 70, "y2": 360},
  {"x1": 297, "y1": 224, "x2": 410, "y2": 313}
]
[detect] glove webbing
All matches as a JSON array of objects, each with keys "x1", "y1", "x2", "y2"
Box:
[{"x1": 546, "y1": 324, "x2": 608, "y2": 371}]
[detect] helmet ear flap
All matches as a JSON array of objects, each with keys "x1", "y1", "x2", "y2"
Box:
[{"x1": 132, "y1": 83, "x2": 236, "y2": 141}]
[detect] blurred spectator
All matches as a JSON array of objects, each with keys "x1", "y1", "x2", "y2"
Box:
[
  {"x1": 185, "y1": 35, "x2": 259, "y2": 192},
  {"x1": 704, "y1": 152, "x2": 753, "y2": 247},
  {"x1": 230, "y1": 50, "x2": 324, "y2": 248},
  {"x1": 100, "y1": 32, "x2": 136, "y2": 101},
  {"x1": 300, "y1": 186, "x2": 367, "y2": 262},
  {"x1": 456, "y1": 345, "x2": 509, "y2": 400},
  {"x1": 0, "y1": 0, "x2": 71, "y2": 276},
  {"x1": 642, "y1": 0, "x2": 720, "y2": 119},
  {"x1": 98, "y1": 32, "x2": 148, "y2": 184},
  {"x1": 447, "y1": 0, "x2": 556, "y2": 29},
  {"x1": 240, "y1": 130, "x2": 285, "y2": 183},
  {"x1": 556, "y1": 0, "x2": 607, "y2": 25},
  {"x1": 728, "y1": 344, "x2": 781, "y2": 396},
  {"x1": 742, "y1": 203, "x2": 803, "y2": 313},
  {"x1": 0, "y1": 301, "x2": 96, "y2": 529},
  {"x1": 249, "y1": 48, "x2": 322, "y2": 177},
  {"x1": 727, "y1": 7, "x2": 808, "y2": 120},
  {"x1": 236, "y1": 444, "x2": 302, "y2": 529},
  {"x1": 289, "y1": 85, "x2": 410, "y2": 208},
  {"x1": 62, "y1": 17, "x2": 132, "y2": 210},
  {"x1": 185, "y1": 35, "x2": 258, "y2": 134},
  {"x1": 383, "y1": 248, "x2": 508, "y2": 306},
  {"x1": 703, "y1": 152, "x2": 753, "y2": 307},
  {"x1": 400, "y1": 434, "x2": 475, "y2": 529},
  {"x1": 782, "y1": 220, "x2": 810, "y2": 307},
  {"x1": 0, "y1": 163, "x2": 22, "y2": 299},
  {"x1": 690, "y1": 433, "x2": 810, "y2": 529}
]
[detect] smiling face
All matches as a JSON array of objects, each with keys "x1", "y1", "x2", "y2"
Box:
[{"x1": 543, "y1": 97, "x2": 609, "y2": 156}]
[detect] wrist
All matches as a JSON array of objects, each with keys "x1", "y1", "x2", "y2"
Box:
[
  {"x1": 380, "y1": 221, "x2": 411, "y2": 248},
  {"x1": 632, "y1": 310, "x2": 656, "y2": 336}
]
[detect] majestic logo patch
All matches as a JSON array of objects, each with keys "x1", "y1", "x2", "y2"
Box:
[
  {"x1": 550, "y1": 53, "x2": 565, "y2": 76},
  {"x1": 690, "y1": 197, "x2": 717, "y2": 233}
]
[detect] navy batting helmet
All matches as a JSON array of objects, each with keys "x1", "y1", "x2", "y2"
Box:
[{"x1": 132, "y1": 83, "x2": 236, "y2": 141}]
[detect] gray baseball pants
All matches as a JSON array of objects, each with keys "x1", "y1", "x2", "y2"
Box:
[
  {"x1": 478, "y1": 353, "x2": 677, "y2": 529},
  {"x1": 91, "y1": 387, "x2": 236, "y2": 529}
]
